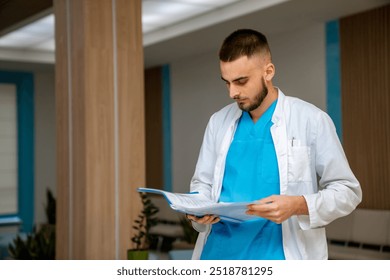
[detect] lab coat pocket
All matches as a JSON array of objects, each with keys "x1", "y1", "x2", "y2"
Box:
[{"x1": 288, "y1": 146, "x2": 312, "y2": 182}]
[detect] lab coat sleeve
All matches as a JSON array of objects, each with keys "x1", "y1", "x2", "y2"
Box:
[
  {"x1": 190, "y1": 115, "x2": 216, "y2": 198},
  {"x1": 301, "y1": 112, "x2": 362, "y2": 229},
  {"x1": 189, "y1": 114, "x2": 218, "y2": 232}
]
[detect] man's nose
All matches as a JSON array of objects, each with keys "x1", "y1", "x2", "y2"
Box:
[{"x1": 229, "y1": 85, "x2": 239, "y2": 99}]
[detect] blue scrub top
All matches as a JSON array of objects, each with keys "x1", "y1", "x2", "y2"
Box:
[{"x1": 201, "y1": 100, "x2": 285, "y2": 260}]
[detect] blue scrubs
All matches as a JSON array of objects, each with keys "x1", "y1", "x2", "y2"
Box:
[{"x1": 201, "y1": 100, "x2": 285, "y2": 260}]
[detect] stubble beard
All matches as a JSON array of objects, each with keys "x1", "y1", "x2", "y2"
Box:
[{"x1": 237, "y1": 79, "x2": 268, "y2": 112}]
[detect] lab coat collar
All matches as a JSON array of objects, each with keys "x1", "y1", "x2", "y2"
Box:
[{"x1": 272, "y1": 87, "x2": 286, "y2": 126}]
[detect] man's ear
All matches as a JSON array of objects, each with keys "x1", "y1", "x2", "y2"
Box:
[{"x1": 264, "y1": 63, "x2": 275, "y2": 81}]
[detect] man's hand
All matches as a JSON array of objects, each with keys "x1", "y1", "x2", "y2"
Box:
[
  {"x1": 186, "y1": 214, "x2": 220, "y2": 225},
  {"x1": 246, "y1": 195, "x2": 308, "y2": 224}
]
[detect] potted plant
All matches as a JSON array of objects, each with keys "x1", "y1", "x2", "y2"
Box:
[
  {"x1": 127, "y1": 192, "x2": 159, "y2": 260},
  {"x1": 179, "y1": 217, "x2": 198, "y2": 245},
  {"x1": 8, "y1": 188, "x2": 56, "y2": 259}
]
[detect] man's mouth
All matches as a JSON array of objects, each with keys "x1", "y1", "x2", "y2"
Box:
[{"x1": 236, "y1": 98, "x2": 247, "y2": 103}]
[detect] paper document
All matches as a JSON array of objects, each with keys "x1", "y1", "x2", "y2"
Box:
[{"x1": 137, "y1": 187, "x2": 258, "y2": 223}]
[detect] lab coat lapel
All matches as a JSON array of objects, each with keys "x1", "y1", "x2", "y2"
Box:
[{"x1": 271, "y1": 89, "x2": 288, "y2": 195}]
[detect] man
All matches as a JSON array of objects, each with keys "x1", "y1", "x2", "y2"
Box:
[{"x1": 187, "y1": 29, "x2": 362, "y2": 260}]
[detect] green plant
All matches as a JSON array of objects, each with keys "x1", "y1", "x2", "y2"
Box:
[
  {"x1": 44, "y1": 188, "x2": 56, "y2": 225},
  {"x1": 130, "y1": 192, "x2": 159, "y2": 250},
  {"x1": 8, "y1": 225, "x2": 55, "y2": 260},
  {"x1": 179, "y1": 217, "x2": 198, "y2": 245},
  {"x1": 8, "y1": 188, "x2": 56, "y2": 260}
]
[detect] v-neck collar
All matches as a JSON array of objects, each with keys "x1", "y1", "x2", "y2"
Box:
[
  {"x1": 246, "y1": 99, "x2": 277, "y2": 122},
  {"x1": 239, "y1": 99, "x2": 277, "y2": 137}
]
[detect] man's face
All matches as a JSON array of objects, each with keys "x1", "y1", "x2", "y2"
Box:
[{"x1": 220, "y1": 55, "x2": 268, "y2": 112}]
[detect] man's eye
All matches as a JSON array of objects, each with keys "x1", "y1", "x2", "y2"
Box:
[{"x1": 236, "y1": 79, "x2": 247, "y2": 85}]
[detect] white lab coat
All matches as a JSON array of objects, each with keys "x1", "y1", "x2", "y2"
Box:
[{"x1": 190, "y1": 89, "x2": 362, "y2": 260}]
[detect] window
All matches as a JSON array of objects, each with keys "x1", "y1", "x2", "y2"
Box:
[
  {"x1": 0, "y1": 71, "x2": 34, "y2": 232},
  {"x1": 0, "y1": 84, "x2": 18, "y2": 215}
]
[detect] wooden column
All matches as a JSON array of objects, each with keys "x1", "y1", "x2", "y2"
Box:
[
  {"x1": 54, "y1": 0, "x2": 145, "y2": 259},
  {"x1": 340, "y1": 4, "x2": 390, "y2": 210}
]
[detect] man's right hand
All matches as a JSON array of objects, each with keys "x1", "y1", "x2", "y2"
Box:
[{"x1": 186, "y1": 214, "x2": 220, "y2": 225}]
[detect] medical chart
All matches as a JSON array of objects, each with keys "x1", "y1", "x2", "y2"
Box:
[{"x1": 137, "y1": 187, "x2": 258, "y2": 223}]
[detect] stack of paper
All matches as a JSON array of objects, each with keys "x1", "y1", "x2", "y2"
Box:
[{"x1": 137, "y1": 187, "x2": 258, "y2": 223}]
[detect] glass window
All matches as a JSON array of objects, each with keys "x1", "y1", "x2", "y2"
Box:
[{"x1": 0, "y1": 84, "x2": 18, "y2": 215}]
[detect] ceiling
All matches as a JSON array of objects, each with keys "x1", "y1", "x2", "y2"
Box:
[
  {"x1": 144, "y1": 0, "x2": 390, "y2": 67},
  {"x1": 0, "y1": 0, "x2": 389, "y2": 67},
  {"x1": 0, "y1": 0, "x2": 247, "y2": 52}
]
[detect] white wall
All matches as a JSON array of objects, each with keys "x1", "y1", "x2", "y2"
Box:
[
  {"x1": 34, "y1": 70, "x2": 56, "y2": 225},
  {"x1": 270, "y1": 24, "x2": 326, "y2": 111},
  {"x1": 170, "y1": 51, "x2": 231, "y2": 193},
  {"x1": 170, "y1": 23, "x2": 326, "y2": 193}
]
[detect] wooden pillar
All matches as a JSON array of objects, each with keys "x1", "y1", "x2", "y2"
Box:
[
  {"x1": 340, "y1": 4, "x2": 390, "y2": 210},
  {"x1": 54, "y1": 0, "x2": 145, "y2": 259}
]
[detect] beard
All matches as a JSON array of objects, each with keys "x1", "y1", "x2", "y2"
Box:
[{"x1": 236, "y1": 78, "x2": 268, "y2": 112}]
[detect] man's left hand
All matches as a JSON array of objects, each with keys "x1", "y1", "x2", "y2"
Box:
[{"x1": 246, "y1": 195, "x2": 308, "y2": 224}]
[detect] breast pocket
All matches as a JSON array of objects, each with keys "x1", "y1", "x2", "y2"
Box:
[{"x1": 288, "y1": 146, "x2": 312, "y2": 182}]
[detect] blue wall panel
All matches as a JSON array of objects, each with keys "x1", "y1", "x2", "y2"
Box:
[{"x1": 326, "y1": 20, "x2": 342, "y2": 140}]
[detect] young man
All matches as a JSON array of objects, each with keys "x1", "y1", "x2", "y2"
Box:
[{"x1": 187, "y1": 29, "x2": 362, "y2": 260}]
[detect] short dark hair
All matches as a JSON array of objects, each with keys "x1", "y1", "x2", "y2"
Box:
[{"x1": 219, "y1": 29, "x2": 271, "y2": 62}]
